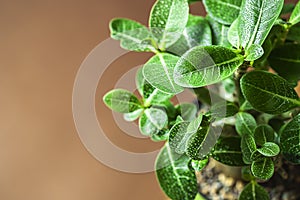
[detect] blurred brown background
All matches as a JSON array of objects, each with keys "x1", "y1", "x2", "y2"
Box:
[{"x1": 0, "y1": 0, "x2": 299, "y2": 200}]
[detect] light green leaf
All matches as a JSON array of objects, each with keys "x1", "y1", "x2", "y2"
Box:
[
  {"x1": 289, "y1": 1, "x2": 300, "y2": 25},
  {"x1": 207, "y1": 16, "x2": 231, "y2": 47},
  {"x1": 268, "y1": 43, "x2": 300, "y2": 84},
  {"x1": 149, "y1": 0, "x2": 189, "y2": 50},
  {"x1": 245, "y1": 44, "x2": 264, "y2": 61},
  {"x1": 251, "y1": 157, "x2": 274, "y2": 180},
  {"x1": 139, "y1": 107, "x2": 168, "y2": 136},
  {"x1": 174, "y1": 46, "x2": 244, "y2": 88},
  {"x1": 238, "y1": 0, "x2": 284, "y2": 49},
  {"x1": 110, "y1": 18, "x2": 154, "y2": 52},
  {"x1": 257, "y1": 142, "x2": 280, "y2": 157},
  {"x1": 203, "y1": 0, "x2": 242, "y2": 25},
  {"x1": 155, "y1": 144, "x2": 198, "y2": 200},
  {"x1": 239, "y1": 181, "x2": 269, "y2": 200},
  {"x1": 210, "y1": 102, "x2": 239, "y2": 118},
  {"x1": 143, "y1": 53, "x2": 183, "y2": 94},
  {"x1": 241, "y1": 133, "x2": 257, "y2": 164},
  {"x1": 254, "y1": 125, "x2": 275, "y2": 146},
  {"x1": 240, "y1": 101, "x2": 254, "y2": 111},
  {"x1": 235, "y1": 112, "x2": 257, "y2": 136},
  {"x1": 240, "y1": 70, "x2": 300, "y2": 115},
  {"x1": 212, "y1": 136, "x2": 246, "y2": 166},
  {"x1": 280, "y1": 114, "x2": 300, "y2": 164},
  {"x1": 103, "y1": 89, "x2": 141, "y2": 113},
  {"x1": 123, "y1": 109, "x2": 144, "y2": 121},
  {"x1": 167, "y1": 15, "x2": 212, "y2": 56},
  {"x1": 151, "y1": 129, "x2": 169, "y2": 142},
  {"x1": 191, "y1": 158, "x2": 209, "y2": 172},
  {"x1": 194, "y1": 193, "x2": 206, "y2": 200},
  {"x1": 176, "y1": 103, "x2": 198, "y2": 121},
  {"x1": 228, "y1": 19, "x2": 240, "y2": 48}
]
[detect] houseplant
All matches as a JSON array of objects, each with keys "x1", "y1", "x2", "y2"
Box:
[{"x1": 103, "y1": 0, "x2": 300, "y2": 199}]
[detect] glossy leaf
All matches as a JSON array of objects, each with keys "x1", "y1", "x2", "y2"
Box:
[
  {"x1": 289, "y1": 1, "x2": 300, "y2": 25},
  {"x1": 123, "y1": 109, "x2": 144, "y2": 121},
  {"x1": 149, "y1": 0, "x2": 189, "y2": 50},
  {"x1": 203, "y1": 0, "x2": 242, "y2": 25},
  {"x1": 241, "y1": 133, "x2": 257, "y2": 164},
  {"x1": 212, "y1": 136, "x2": 246, "y2": 166},
  {"x1": 238, "y1": 0, "x2": 284, "y2": 49},
  {"x1": 110, "y1": 18, "x2": 154, "y2": 52},
  {"x1": 103, "y1": 89, "x2": 141, "y2": 113},
  {"x1": 268, "y1": 43, "x2": 300, "y2": 84},
  {"x1": 155, "y1": 144, "x2": 198, "y2": 200},
  {"x1": 168, "y1": 15, "x2": 212, "y2": 56},
  {"x1": 245, "y1": 44, "x2": 264, "y2": 61},
  {"x1": 190, "y1": 158, "x2": 209, "y2": 172},
  {"x1": 228, "y1": 19, "x2": 240, "y2": 48},
  {"x1": 235, "y1": 112, "x2": 257, "y2": 136},
  {"x1": 143, "y1": 53, "x2": 183, "y2": 94},
  {"x1": 174, "y1": 46, "x2": 244, "y2": 88},
  {"x1": 257, "y1": 142, "x2": 280, "y2": 157},
  {"x1": 139, "y1": 107, "x2": 168, "y2": 136},
  {"x1": 239, "y1": 181, "x2": 269, "y2": 200},
  {"x1": 176, "y1": 103, "x2": 198, "y2": 121},
  {"x1": 207, "y1": 16, "x2": 231, "y2": 47},
  {"x1": 280, "y1": 114, "x2": 300, "y2": 164},
  {"x1": 254, "y1": 125, "x2": 275, "y2": 146},
  {"x1": 251, "y1": 158, "x2": 274, "y2": 180},
  {"x1": 240, "y1": 70, "x2": 300, "y2": 115}
]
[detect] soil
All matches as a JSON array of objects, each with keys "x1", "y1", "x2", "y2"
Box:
[{"x1": 196, "y1": 159, "x2": 300, "y2": 200}]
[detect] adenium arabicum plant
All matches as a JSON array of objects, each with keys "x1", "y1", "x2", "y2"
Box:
[{"x1": 103, "y1": 0, "x2": 300, "y2": 199}]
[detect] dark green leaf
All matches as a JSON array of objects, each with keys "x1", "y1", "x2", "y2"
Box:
[
  {"x1": 240, "y1": 70, "x2": 300, "y2": 115},
  {"x1": 103, "y1": 89, "x2": 141, "y2": 113},
  {"x1": 241, "y1": 166, "x2": 253, "y2": 181},
  {"x1": 289, "y1": 1, "x2": 300, "y2": 25},
  {"x1": 210, "y1": 102, "x2": 239, "y2": 118},
  {"x1": 190, "y1": 158, "x2": 209, "y2": 172},
  {"x1": 167, "y1": 15, "x2": 212, "y2": 56},
  {"x1": 257, "y1": 142, "x2": 280, "y2": 157},
  {"x1": 149, "y1": 0, "x2": 189, "y2": 50},
  {"x1": 207, "y1": 16, "x2": 231, "y2": 47},
  {"x1": 123, "y1": 109, "x2": 144, "y2": 121},
  {"x1": 212, "y1": 136, "x2": 246, "y2": 166},
  {"x1": 203, "y1": 0, "x2": 242, "y2": 25},
  {"x1": 251, "y1": 157, "x2": 274, "y2": 180},
  {"x1": 239, "y1": 181, "x2": 269, "y2": 200},
  {"x1": 174, "y1": 46, "x2": 244, "y2": 88},
  {"x1": 139, "y1": 107, "x2": 168, "y2": 136},
  {"x1": 254, "y1": 125, "x2": 275, "y2": 146},
  {"x1": 151, "y1": 129, "x2": 169, "y2": 142},
  {"x1": 238, "y1": 0, "x2": 284, "y2": 49},
  {"x1": 110, "y1": 18, "x2": 154, "y2": 52},
  {"x1": 235, "y1": 112, "x2": 257, "y2": 136},
  {"x1": 268, "y1": 43, "x2": 300, "y2": 84},
  {"x1": 280, "y1": 114, "x2": 300, "y2": 164},
  {"x1": 287, "y1": 24, "x2": 300, "y2": 43},
  {"x1": 245, "y1": 44, "x2": 264, "y2": 61},
  {"x1": 143, "y1": 53, "x2": 183, "y2": 94},
  {"x1": 176, "y1": 103, "x2": 198, "y2": 121},
  {"x1": 281, "y1": 3, "x2": 295, "y2": 15},
  {"x1": 155, "y1": 144, "x2": 198, "y2": 200},
  {"x1": 241, "y1": 133, "x2": 257, "y2": 164}
]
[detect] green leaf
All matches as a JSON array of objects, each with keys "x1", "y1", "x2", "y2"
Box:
[
  {"x1": 203, "y1": 0, "x2": 242, "y2": 25},
  {"x1": 254, "y1": 125, "x2": 275, "y2": 146},
  {"x1": 139, "y1": 107, "x2": 168, "y2": 136},
  {"x1": 212, "y1": 136, "x2": 246, "y2": 166},
  {"x1": 210, "y1": 102, "x2": 239, "y2": 118},
  {"x1": 151, "y1": 129, "x2": 169, "y2": 142},
  {"x1": 103, "y1": 89, "x2": 141, "y2": 113},
  {"x1": 241, "y1": 166, "x2": 253, "y2": 181},
  {"x1": 136, "y1": 68, "x2": 172, "y2": 106},
  {"x1": 280, "y1": 114, "x2": 300, "y2": 164},
  {"x1": 240, "y1": 101, "x2": 254, "y2": 111},
  {"x1": 123, "y1": 109, "x2": 144, "y2": 121},
  {"x1": 251, "y1": 157, "x2": 274, "y2": 180},
  {"x1": 155, "y1": 144, "x2": 198, "y2": 200},
  {"x1": 287, "y1": 24, "x2": 300, "y2": 43},
  {"x1": 110, "y1": 18, "x2": 154, "y2": 52},
  {"x1": 289, "y1": 1, "x2": 300, "y2": 25},
  {"x1": 239, "y1": 181, "x2": 269, "y2": 200},
  {"x1": 257, "y1": 142, "x2": 280, "y2": 157},
  {"x1": 167, "y1": 15, "x2": 212, "y2": 56},
  {"x1": 235, "y1": 112, "x2": 257, "y2": 136},
  {"x1": 281, "y1": 3, "x2": 295, "y2": 15},
  {"x1": 240, "y1": 70, "x2": 300, "y2": 115},
  {"x1": 174, "y1": 46, "x2": 244, "y2": 88},
  {"x1": 190, "y1": 158, "x2": 209, "y2": 172},
  {"x1": 207, "y1": 16, "x2": 231, "y2": 47},
  {"x1": 143, "y1": 53, "x2": 183, "y2": 94},
  {"x1": 268, "y1": 43, "x2": 300, "y2": 84},
  {"x1": 194, "y1": 193, "x2": 206, "y2": 200},
  {"x1": 222, "y1": 77, "x2": 236, "y2": 94},
  {"x1": 176, "y1": 103, "x2": 198, "y2": 121},
  {"x1": 238, "y1": 0, "x2": 284, "y2": 49},
  {"x1": 241, "y1": 133, "x2": 257, "y2": 164},
  {"x1": 228, "y1": 19, "x2": 240, "y2": 48},
  {"x1": 149, "y1": 0, "x2": 189, "y2": 50},
  {"x1": 245, "y1": 44, "x2": 264, "y2": 61}
]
